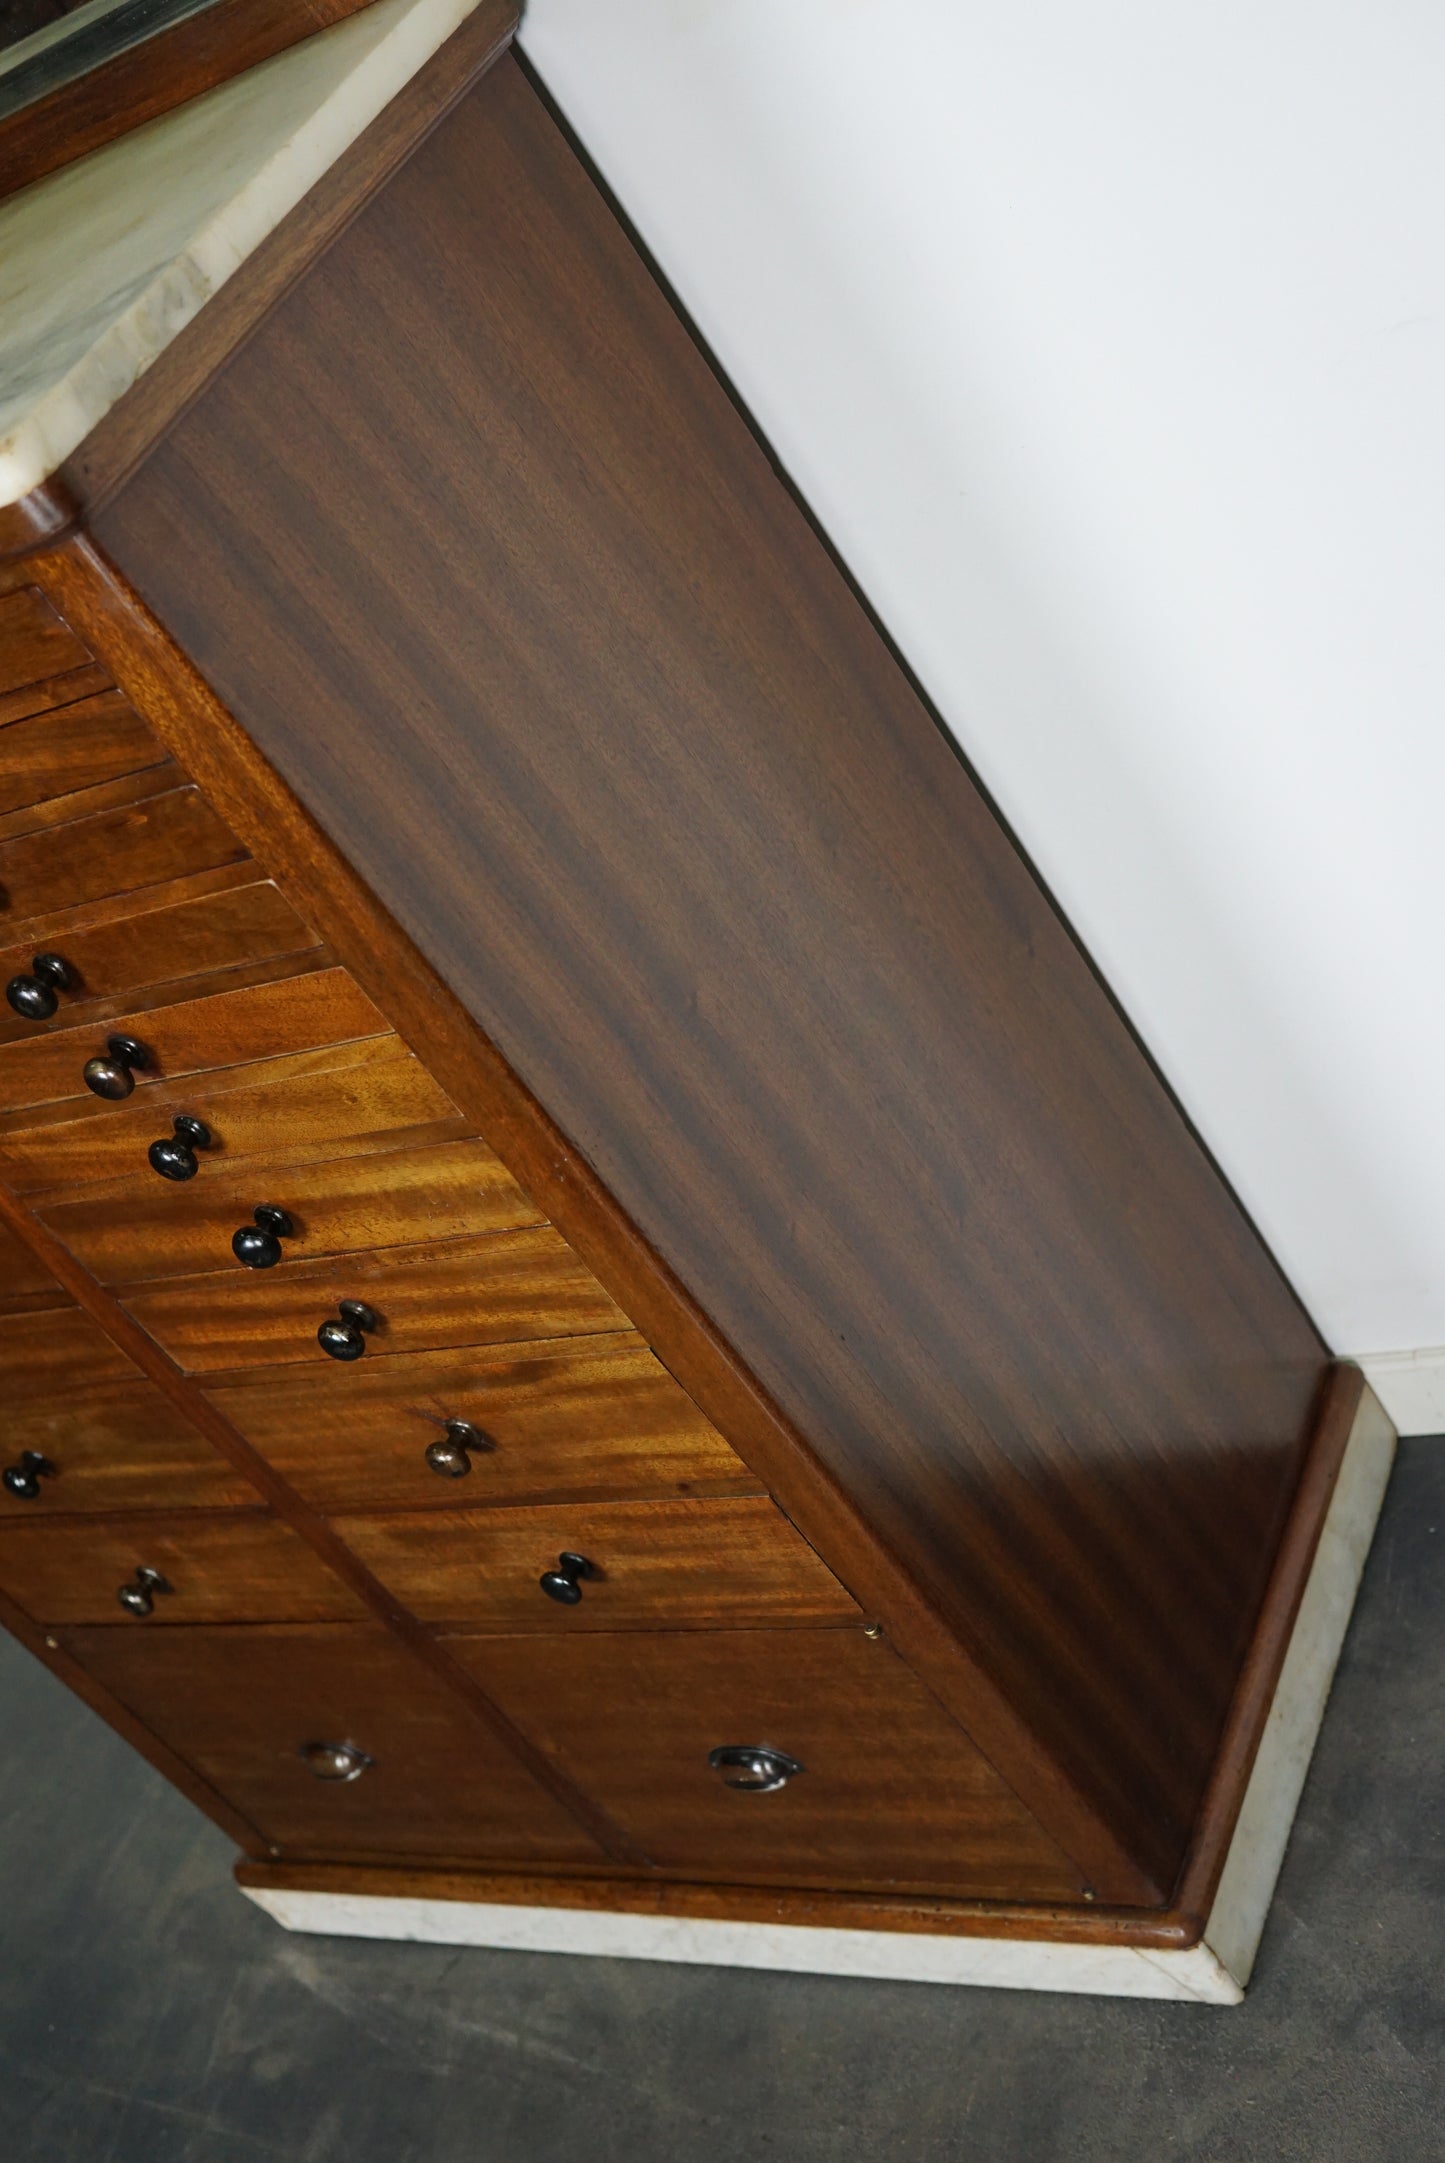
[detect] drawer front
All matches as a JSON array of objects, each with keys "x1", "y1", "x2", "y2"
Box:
[
  {"x1": 0, "y1": 1510, "x2": 363, "y2": 1625},
  {"x1": 129, "y1": 1226, "x2": 627, "y2": 1373},
  {"x1": 0, "y1": 876, "x2": 319, "y2": 1049},
  {"x1": 0, "y1": 587, "x2": 90, "y2": 700},
  {"x1": 335, "y1": 1496, "x2": 858, "y2": 1629},
  {"x1": 0, "y1": 966, "x2": 386, "y2": 1116},
  {"x1": 42, "y1": 1135, "x2": 542, "y2": 1287},
  {"x1": 207, "y1": 1337, "x2": 758, "y2": 1512},
  {"x1": 0, "y1": 1216, "x2": 59, "y2": 1303},
  {"x1": 0, "y1": 689, "x2": 165, "y2": 820},
  {"x1": 0, "y1": 1379, "x2": 258, "y2": 1517},
  {"x1": 1, "y1": 1301, "x2": 138, "y2": 1393},
  {"x1": 0, "y1": 783, "x2": 247, "y2": 928},
  {"x1": 454, "y1": 1627, "x2": 1081, "y2": 1899},
  {"x1": 1, "y1": 1037, "x2": 463, "y2": 1196},
  {"x1": 58, "y1": 1620, "x2": 600, "y2": 1862}
]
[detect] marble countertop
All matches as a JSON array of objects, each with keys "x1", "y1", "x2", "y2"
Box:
[{"x1": 0, "y1": 0, "x2": 491, "y2": 511}]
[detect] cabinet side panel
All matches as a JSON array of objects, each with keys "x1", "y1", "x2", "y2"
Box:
[{"x1": 92, "y1": 57, "x2": 1328, "y2": 1882}]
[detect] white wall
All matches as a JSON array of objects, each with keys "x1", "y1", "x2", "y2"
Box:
[{"x1": 519, "y1": 1, "x2": 1445, "y2": 1430}]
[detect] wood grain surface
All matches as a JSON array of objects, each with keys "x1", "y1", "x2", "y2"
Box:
[
  {"x1": 0, "y1": 688, "x2": 165, "y2": 817},
  {"x1": 0, "y1": 1377, "x2": 260, "y2": 1517},
  {"x1": 0, "y1": 1507, "x2": 363, "y2": 1624},
  {"x1": 0, "y1": 586, "x2": 89, "y2": 692},
  {"x1": 1, "y1": 1296, "x2": 137, "y2": 1389},
  {"x1": 0, "y1": 661, "x2": 112, "y2": 729}
]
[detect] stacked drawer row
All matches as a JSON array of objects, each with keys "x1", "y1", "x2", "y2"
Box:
[{"x1": 0, "y1": 581, "x2": 1078, "y2": 1900}]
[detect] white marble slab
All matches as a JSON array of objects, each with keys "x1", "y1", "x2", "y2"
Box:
[
  {"x1": 245, "y1": 1380, "x2": 1396, "y2": 2002},
  {"x1": 0, "y1": 0, "x2": 494, "y2": 509}
]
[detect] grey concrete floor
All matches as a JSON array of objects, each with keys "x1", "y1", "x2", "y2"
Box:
[{"x1": 1, "y1": 1440, "x2": 1441, "y2": 2163}]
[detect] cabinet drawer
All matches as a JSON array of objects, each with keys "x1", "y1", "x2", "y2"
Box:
[
  {"x1": 42, "y1": 1136, "x2": 541, "y2": 1287},
  {"x1": 0, "y1": 966, "x2": 386, "y2": 1116},
  {"x1": 0, "y1": 876, "x2": 318, "y2": 1049},
  {"x1": 0, "y1": 1216, "x2": 59, "y2": 1303},
  {"x1": 0, "y1": 783, "x2": 246, "y2": 929},
  {"x1": 207, "y1": 1336, "x2": 758, "y2": 1512},
  {"x1": 57, "y1": 1621, "x2": 599, "y2": 1863},
  {"x1": 1, "y1": 1301, "x2": 138, "y2": 1393},
  {"x1": 453, "y1": 1628, "x2": 1082, "y2": 1900},
  {"x1": 0, "y1": 689, "x2": 165, "y2": 820},
  {"x1": 0, "y1": 1510, "x2": 362, "y2": 1625},
  {"x1": 0, "y1": 587, "x2": 90, "y2": 701},
  {"x1": 0, "y1": 1379, "x2": 258, "y2": 1517},
  {"x1": 335, "y1": 1495, "x2": 857, "y2": 1629},
  {"x1": 129, "y1": 1226, "x2": 627, "y2": 1373},
  {"x1": 2, "y1": 1037, "x2": 463, "y2": 1196}
]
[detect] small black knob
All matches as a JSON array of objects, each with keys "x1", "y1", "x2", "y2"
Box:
[
  {"x1": 6, "y1": 952, "x2": 74, "y2": 1020},
  {"x1": 707, "y1": 1745, "x2": 805, "y2": 1793},
  {"x1": 539, "y1": 1551, "x2": 596, "y2": 1605},
  {"x1": 299, "y1": 1740, "x2": 373, "y2": 1782},
  {"x1": 424, "y1": 1419, "x2": 489, "y2": 1479},
  {"x1": 2, "y1": 1449, "x2": 56, "y2": 1500},
  {"x1": 117, "y1": 1565, "x2": 172, "y2": 1618},
  {"x1": 82, "y1": 1033, "x2": 150, "y2": 1101},
  {"x1": 147, "y1": 1113, "x2": 214, "y2": 1182},
  {"x1": 317, "y1": 1299, "x2": 379, "y2": 1361},
  {"x1": 232, "y1": 1204, "x2": 295, "y2": 1268}
]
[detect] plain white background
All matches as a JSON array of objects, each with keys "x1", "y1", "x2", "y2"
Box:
[{"x1": 519, "y1": 1, "x2": 1445, "y2": 1426}]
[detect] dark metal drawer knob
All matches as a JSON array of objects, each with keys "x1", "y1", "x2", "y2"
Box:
[
  {"x1": 707, "y1": 1745, "x2": 804, "y2": 1793},
  {"x1": 6, "y1": 952, "x2": 74, "y2": 1020},
  {"x1": 83, "y1": 1033, "x2": 150, "y2": 1101},
  {"x1": 317, "y1": 1299, "x2": 379, "y2": 1361},
  {"x1": 2, "y1": 1449, "x2": 56, "y2": 1500},
  {"x1": 117, "y1": 1565, "x2": 172, "y2": 1618},
  {"x1": 539, "y1": 1551, "x2": 596, "y2": 1605},
  {"x1": 424, "y1": 1419, "x2": 489, "y2": 1479},
  {"x1": 299, "y1": 1740, "x2": 373, "y2": 1782},
  {"x1": 148, "y1": 1113, "x2": 214, "y2": 1182},
  {"x1": 232, "y1": 1204, "x2": 295, "y2": 1269}
]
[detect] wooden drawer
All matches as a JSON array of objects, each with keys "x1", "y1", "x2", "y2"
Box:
[
  {"x1": 1, "y1": 1301, "x2": 138, "y2": 1394},
  {"x1": 0, "y1": 1379, "x2": 258, "y2": 1517},
  {"x1": 335, "y1": 1495, "x2": 858, "y2": 1629},
  {"x1": 1, "y1": 1036, "x2": 464, "y2": 1195},
  {"x1": 0, "y1": 1510, "x2": 363, "y2": 1625},
  {"x1": 206, "y1": 1336, "x2": 759, "y2": 1512},
  {"x1": 0, "y1": 875, "x2": 319, "y2": 1049},
  {"x1": 452, "y1": 1627, "x2": 1082, "y2": 1899},
  {"x1": 0, "y1": 965, "x2": 386, "y2": 1116},
  {"x1": 0, "y1": 782, "x2": 247, "y2": 930},
  {"x1": 0, "y1": 587, "x2": 91, "y2": 701},
  {"x1": 0, "y1": 1216, "x2": 60, "y2": 1303},
  {"x1": 41, "y1": 1135, "x2": 542, "y2": 1287},
  {"x1": 128, "y1": 1226, "x2": 626, "y2": 1373},
  {"x1": 57, "y1": 1620, "x2": 600, "y2": 1863},
  {"x1": 0, "y1": 688, "x2": 166, "y2": 820}
]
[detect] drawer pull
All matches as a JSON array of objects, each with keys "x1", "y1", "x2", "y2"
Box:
[
  {"x1": 148, "y1": 1113, "x2": 215, "y2": 1183},
  {"x1": 232, "y1": 1204, "x2": 295, "y2": 1269},
  {"x1": 539, "y1": 1550, "x2": 596, "y2": 1605},
  {"x1": 116, "y1": 1565, "x2": 173, "y2": 1618},
  {"x1": 317, "y1": 1299, "x2": 379, "y2": 1361},
  {"x1": 299, "y1": 1740, "x2": 373, "y2": 1782},
  {"x1": 425, "y1": 1419, "x2": 489, "y2": 1479},
  {"x1": 707, "y1": 1744, "x2": 805, "y2": 1794},
  {"x1": 2, "y1": 1449, "x2": 56, "y2": 1500},
  {"x1": 83, "y1": 1033, "x2": 151, "y2": 1101},
  {"x1": 5, "y1": 952, "x2": 74, "y2": 1020}
]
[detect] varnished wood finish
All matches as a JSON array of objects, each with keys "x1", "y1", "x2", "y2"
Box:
[
  {"x1": 0, "y1": 660, "x2": 111, "y2": 728},
  {"x1": 0, "y1": 779, "x2": 246, "y2": 925},
  {"x1": 338, "y1": 1494, "x2": 857, "y2": 1630},
  {"x1": 451, "y1": 1627, "x2": 1082, "y2": 1901},
  {"x1": 0, "y1": 585, "x2": 88, "y2": 690},
  {"x1": 128, "y1": 1225, "x2": 628, "y2": 1371},
  {"x1": 0, "y1": 1378, "x2": 260, "y2": 1516},
  {"x1": 0, "y1": 1209, "x2": 58, "y2": 1297},
  {"x1": 81, "y1": 55, "x2": 1332, "y2": 1895},
  {"x1": 60, "y1": 1619, "x2": 601, "y2": 1864},
  {"x1": 0, "y1": 687, "x2": 164, "y2": 816},
  {"x1": 2, "y1": 1295, "x2": 136, "y2": 1388},
  {"x1": 205, "y1": 1333, "x2": 760, "y2": 1513},
  {"x1": 0, "y1": 1507, "x2": 363, "y2": 1624}
]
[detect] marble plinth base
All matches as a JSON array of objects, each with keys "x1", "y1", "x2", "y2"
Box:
[{"x1": 244, "y1": 1384, "x2": 1395, "y2": 2003}]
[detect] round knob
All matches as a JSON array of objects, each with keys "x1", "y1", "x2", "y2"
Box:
[
  {"x1": 5, "y1": 952, "x2": 74, "y2": 1020},
  {"x1": 82, "y1": 1033, "x2": 151, "y2": 1101},
  {"x1": 707, "y1": 1745, "x2": 805, "y2": 1793},
  {"x1": 2, "y1": 1449, "x2": 56, "y2": 1500},
  {"x1": 231, "y1": 1204, "x2": 295, "y2": 1269},
  {"x1": 299, "y1": 1740, "x2": 373, "y2": 1782},
  {"x1": 116, "y1": 1565, "x2": 172, "y2": 1618},
  {"x1": 147, "y1": 1113, "x2": 214, "y2": 1182},
  {"x1": 539, "y1": 1551, "x2": 596, "y2": 1605},
  {"x1": 424, "y1": 1419, "x2": 488, "y2": 1479},
  {"x1": 317, "y1": 1299, "x2": 379, "y2": 1361}
]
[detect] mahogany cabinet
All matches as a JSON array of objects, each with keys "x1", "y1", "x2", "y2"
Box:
[{"x1": 0, "y1": 9, "x2": 1379, "y2": 1984}]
